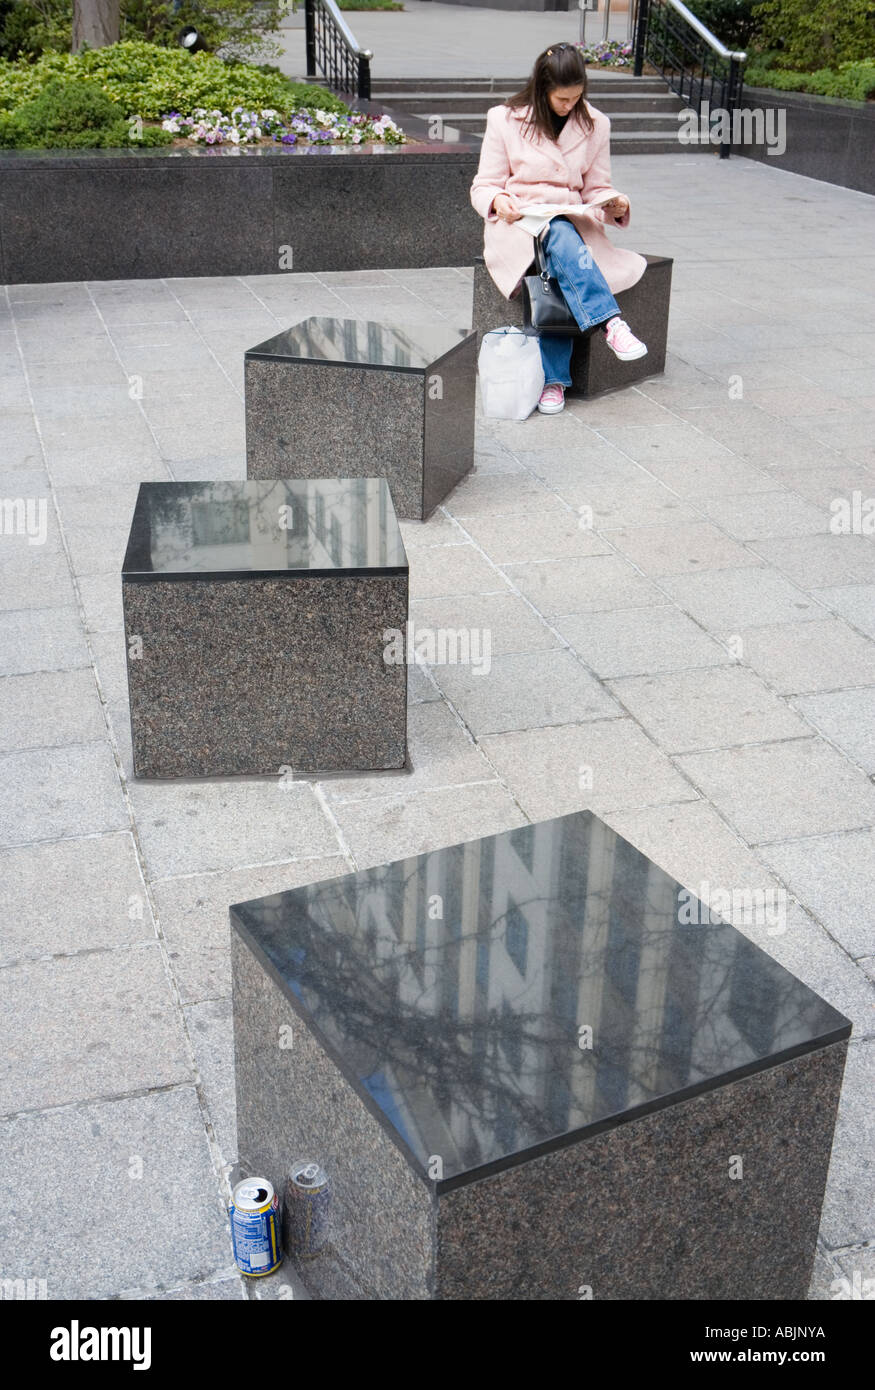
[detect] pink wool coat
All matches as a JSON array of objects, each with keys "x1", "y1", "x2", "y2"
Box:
[{"x1": 470, "y1": 102, "x2": 647, "y2": 301}]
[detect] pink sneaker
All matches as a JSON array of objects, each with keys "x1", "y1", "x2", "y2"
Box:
[
  {"x1": 537, "y1": 382, "x2": 565, "y2": 414},
  {"x1": 604, "y1": 317, "x2": 648, "y2": 361}
]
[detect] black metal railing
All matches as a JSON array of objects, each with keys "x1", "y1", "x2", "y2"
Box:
[
  {"x1": 633, "y1": 0, "x2": 746, "y2": 158},
  {"x1": 305, "y1": 0, "x2": 372, "y2": 101}
]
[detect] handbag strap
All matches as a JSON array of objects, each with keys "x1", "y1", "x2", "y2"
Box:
[{"x1": 532, "y1": 235, "x2": 551, "y2": 285}]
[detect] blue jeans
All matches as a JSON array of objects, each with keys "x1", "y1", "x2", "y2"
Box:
[{"x1": 537, "y1": 217, "x2": 620, "y2": 387}]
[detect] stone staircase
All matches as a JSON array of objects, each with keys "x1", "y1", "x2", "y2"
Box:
[{"x1": 371, "y1": 75, "x2": 704, "y2": 154}]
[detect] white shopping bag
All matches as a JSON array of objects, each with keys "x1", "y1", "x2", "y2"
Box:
[{"x1": 478, "y1": 327, "x2": 545, "y2": 421}]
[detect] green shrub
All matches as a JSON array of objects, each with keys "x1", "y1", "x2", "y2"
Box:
[
  {"x1": 0, "y1": 74, "x2": 174, "y2": 145},
  {"x1": 688, "y1": 0, "x2": 765, "y2": 52},
  {"x1": 752, "y1": 0, "x2": 875, "y2": 71},
  {"x1": 120, "y1": 0, "x2": 282, "y2": 64},
  {"x1": 0, "y1": 0, "x2": 69, "y2": 59},
  {"x1": 0, "y1": 40, "x2": 349, "y2": 118},
  {"x1": 745, "y1": 57, "x2": 875, "y2": 100}
]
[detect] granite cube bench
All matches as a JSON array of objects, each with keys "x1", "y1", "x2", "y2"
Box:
[
  {"x1": 245, "y1": 318, "x2": 476, "y2": 522},
  {"x1": 231, "y1": 808, "x2": 850, "y2": 1300},
  {"x1": 472, "y1": 253, "x2": 673, "y2": 396},
  {"x1": 122, "y1": 478, "x2": 408, "y2": 778}
]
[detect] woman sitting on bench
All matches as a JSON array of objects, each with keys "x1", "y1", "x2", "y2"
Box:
[{"x1": 471, "y1": 42, "x2": 648, "y2": 415}]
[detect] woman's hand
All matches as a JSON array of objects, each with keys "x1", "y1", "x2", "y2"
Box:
[
  {"x1": 602, "y1": 195, "x2": 629, "y2": 220},
  {"x1": 492, "y1": 194, "x2": 523, "y2": 223}
]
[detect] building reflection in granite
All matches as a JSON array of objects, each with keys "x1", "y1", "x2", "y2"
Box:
[
  {"x1": 123, "y1": 478, "x2": 402, "y2": 577},
  {"x1": 232, "y1": 812, "x2": 842, "y2": 1182}
]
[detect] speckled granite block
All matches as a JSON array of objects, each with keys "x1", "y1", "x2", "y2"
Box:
[
  {"x1": 472, "y1": 254, "x2": 673, "y2": 396},
  {"x1": 245, "y1": 318, "x2": 475, "y2": 521},
  {"x1": 122, "y1": 479, "x2": 408, "y2": 778},
  {"x1": 232, "y1": 930, "x2": 435, "y2": 1300},
  {"x1": 436, "y1": 1041, "x2": 848, "y2": 1300},
  {"x1": 230, "y1": 811, "x2": 851, "y2": 1300}
]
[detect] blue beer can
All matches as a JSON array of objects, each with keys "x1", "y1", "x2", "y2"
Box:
[
  {"x1": 230, "y1": 1178, "x2": 282, "y2": 1277},
  {"x1": 284, "y1": 1161, "x2": 331, "y2": 1261}
]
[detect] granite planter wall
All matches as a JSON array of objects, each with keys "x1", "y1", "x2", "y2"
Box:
[
  {"x1": 0, "y1": 108, "x2": 482, "y2": 284},
  {"x1": 737, "y1": 86, "x2": 875, "y2": 196}
]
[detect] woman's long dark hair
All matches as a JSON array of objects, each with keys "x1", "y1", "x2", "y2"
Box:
[{"x1": 507, "y1": 43, "x2": 594, "y2": 140}]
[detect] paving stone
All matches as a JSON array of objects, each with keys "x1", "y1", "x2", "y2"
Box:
[
  {"x1": 320, "y1": 699, "x2": 495, "y2": 801},
  {"x1": 409, "y1": 591, "x2": 558, "y2": 658},
  {"x1": 127, "y1": 780, "x2": 339, "y2": 879},
  {"x1": 608, "y1": 666, "x2": 808, "y2": 754},
  {"x1": 752, "y1": 535, "x2": 875, "y2": 589},
  {"x1": 135, "y1": 1276, "x2": 245, "y2": 1301},
  {"x1": 445, "y1": 471, "x2": 564, "y2": 519},
  {"x1": 457, "y1": 508, "x2": 611, "y2": 564},
  {"x1": 502, "y1": 554, "x2": 664, "y2": 618},
  {"x1": 480, "y1": 720, "x2": 696, "y2": 822},
  {"x1": 0, "y1": 831, "x2": 152, "y2": 964},
  {"x1": 435, "y1": 649, "x2": 621, "y2": 735},
  {"x1": 407, "y1": 543, "x2": 507, "y2": 599},
  {"x1": 550, "y1": 477, "x2": 701, "y2": 530},
  {"x1": 0, "y1": 741, "x2": 126, "y2": 847},
  {"x1": 77, "y1": 573, "x2": 124, "y2": 635},
  {"x1": 186, "y1": 997, "x2": 236, "y2": 1167},
  {"x1": 593, "y1": 421, "x2": 738, "y2": 468},
  {"x1": 154, "y1": 855, "x2": 349, "y2": 1006},
  {"x1": 736, "y1": 619, "x2": 875, "y2": 695},
  {"x1": 0, "y1": 669, "x2": 105, "y2": 752},
  {"x1": 759, "y1": 828, "x2": 875, "y2": 960},
  {"x1": 0, "y1": 607, "x2": 89, "y2": 674},
  {"x1": 676, "y1": 739, "x2": 875, "y2": 845},
  {"x1": 0, "y1": 547, "x2": 76, "y2": 613},
  {"x1": 812, "y1": 584, "x2": 875, "y2": 640},
  {"x1": 554, "y1": 605, "x2": 730, "y2": 678},
  {"x1": 698, "y1": 491, "x2": 829, "y2": 540},
  {"x1": 660, "y1": 567, "x2": 821, "y2": 633},
  {"x1": 819, "y1": 1041, "x2": 875, "y2": 1248},
  {"x1": 0, "y1": 1088, "x2": 230, "y2": 1297},
  {"x1": 397, "y1": 512, "x2": 467, "y2": 550},
  {"x1": 605, "y1": 521, "x2": 760, "y2": 576},
  {"x1": 793, "y1": 689, "x2": 875, "y2": 775},
  {"x1": 832, "y1": 1245, "x2": 875, "y2": 1295},
  {"x1": 0, "y1": 944, "x2": 191, "y2": 1113},
  {"x1": 331, "y1": 781, "x2": 526, "y2": 871},
  {"x1": 807, "y1": 1244, "x2": 844, "y2": 1301}
]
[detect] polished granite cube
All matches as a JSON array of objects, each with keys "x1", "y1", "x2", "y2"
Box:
[
  {"x1": 244, "y1": 318, "x2": 475, "y2": 521},
  {"x1": 231, "y1": 809, "x2": 850, "y2": 1300},
  {"x1": 472, "y1": 253, "x2": 673, "y2": 396},
  {"x1": 122, "y1": 478, "x2": 408, "y2": 778}
]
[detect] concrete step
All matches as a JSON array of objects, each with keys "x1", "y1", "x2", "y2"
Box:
[
  {"x1": 376, "y1": 92, "x2": 685, "y2": 116},
  {"x1": 372, "y1": 76, "x2": 672, "y2": 96}
]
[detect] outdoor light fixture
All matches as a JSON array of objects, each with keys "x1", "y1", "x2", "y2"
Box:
[{"x1": 179, "y1": 26, "x2": 205, "y2": 53}]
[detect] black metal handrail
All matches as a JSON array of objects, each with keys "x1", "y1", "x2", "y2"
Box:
[
  {"x1": 633, "y1": 0, "x2": 746, "y2": 158},
  {"x1": 305, "y1": 0, "x2": 372, "y2": 101}
]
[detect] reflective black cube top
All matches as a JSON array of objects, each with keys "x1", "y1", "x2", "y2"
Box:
[
  {"x1": 231, "y1": 810, "x2": 851, "y2": 1190},
  {"x1": 122, "y1": 479, "x2": 407, "y2": 581},
  {"x1": 245, "y1": 317, "x2": 472, "y2": 374}
]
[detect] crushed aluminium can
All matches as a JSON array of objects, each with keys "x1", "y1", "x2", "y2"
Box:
[
  {"x1": 284, "y1": 1161, "x2": 331, "y2": 1261},
  {"x1": 230, "y1": 1178, "x2": 282, "y2": 1276}
]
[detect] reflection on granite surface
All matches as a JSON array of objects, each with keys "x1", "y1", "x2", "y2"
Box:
[
  {"x1": 122, "y1": 479, "x2": 407, "y2": 579},
  {"x1": 246, "y1": 317, "x2": 471, "y2": 372},
  {"x1": 232, "y1": 810, "x2": 850, "y2": 1184}
]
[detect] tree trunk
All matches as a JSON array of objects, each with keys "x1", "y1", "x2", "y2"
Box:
[{"x1": 72, "y1": 0, "x2": 120, "y2": 52}]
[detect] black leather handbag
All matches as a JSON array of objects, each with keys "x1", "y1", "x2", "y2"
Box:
[{"x1": 521, "y1": 236, "x2": 580, "y2": 336}]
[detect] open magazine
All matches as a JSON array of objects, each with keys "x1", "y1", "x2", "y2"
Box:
[{"x1": 513, "y1": 196, "x2": 618, "y2": 238}]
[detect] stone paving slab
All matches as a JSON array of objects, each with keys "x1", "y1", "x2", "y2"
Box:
[{"x1": 1, "y1": 149, "x2": 873, "y2": 1299}]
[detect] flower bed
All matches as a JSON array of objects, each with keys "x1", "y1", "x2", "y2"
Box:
[
  {"x1": 576, "y1": 41, "x2": 635, "y2": 69},
  {"x1": 161, "y1": 106, "x2": 404, "y2": 147}
]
